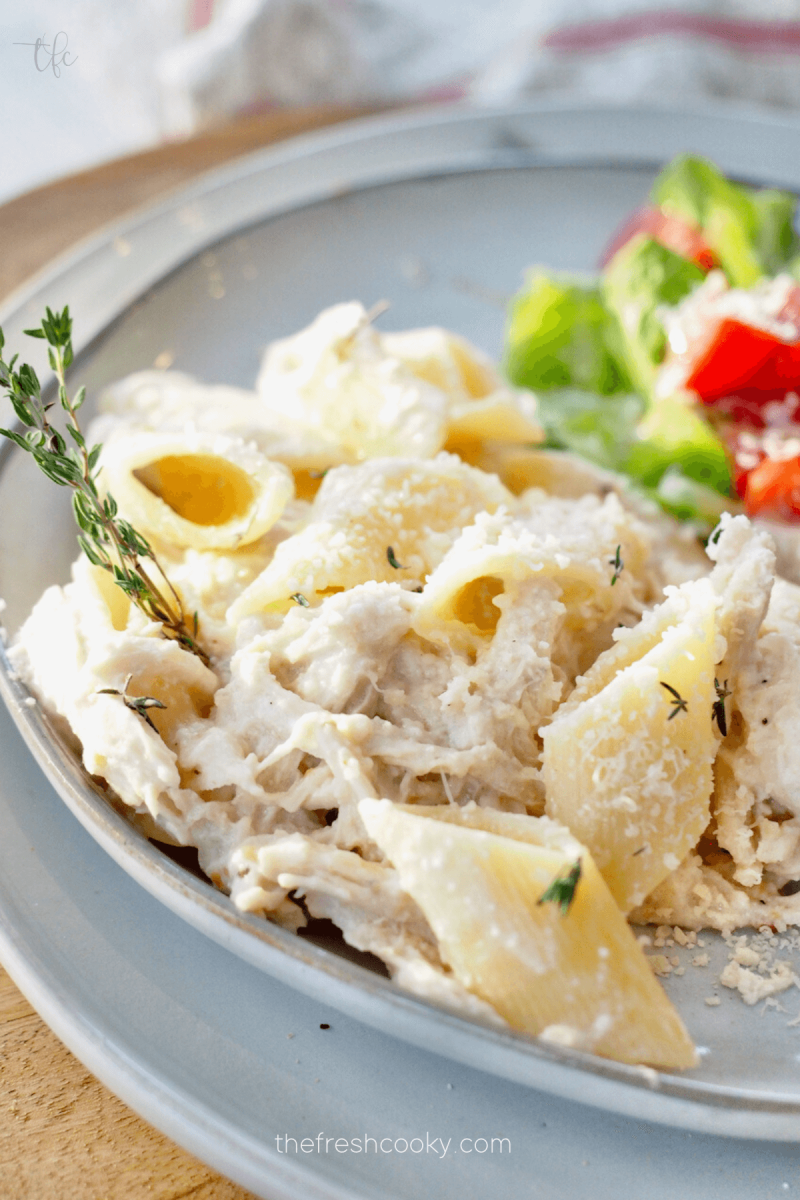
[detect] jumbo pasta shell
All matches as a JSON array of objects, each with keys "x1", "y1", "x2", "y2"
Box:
[{"x1": 98, "y1": 430, "x2": 293, "y2": 551}]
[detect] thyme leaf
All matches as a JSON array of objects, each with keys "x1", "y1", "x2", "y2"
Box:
[
  {"x1": 291, "y1": 592, "x2": 310, "y2": 607},
  {"x1": 0, "y1": 307, "x2": 209, "y2": 667},
  {"x1": 660, "y1": 680, "x2": 688, "y2": 719},
  {"x1": 98, "y1": 675, "x2": 167, "y2": 733},
  {"x1": 712, "y1": 677, "x2": 731, "y2": 737},
  {"x1": 387, "y1": 545, "x2": 406, "y2": 570},
  {"x1": 537, "y1": 858, "x2": 582, "y2": 916},
  {"x1": 609, "y1": 544, "x2": 624, "y2": 586}
]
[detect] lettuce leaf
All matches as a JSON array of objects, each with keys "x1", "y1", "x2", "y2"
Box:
[
  {"x1": 623, "y1": 396, "x2": 732, "y2": 496},
  {"x1": 648, "y1": 469, "x2": 736, "y2": 526},
  {"x1": 533, "y1": 385, "x2": 732, "y2": 526},
  {"x1": 504, "y1": 271, "x2": 632, "y2": 396},
  {"x1": 602, "y1": 235, "x2": 705, "y2": 401},
  {"x1": 651, "y1": 155, "x2": 799, "y2": 287},
  {"x1": 534, "y1": 388, "x2": 645, "y2": 473}
]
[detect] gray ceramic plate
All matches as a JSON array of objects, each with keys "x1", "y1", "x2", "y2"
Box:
[{"x1": 3, "y1": 103, "x2": 800, "y2": 1144}]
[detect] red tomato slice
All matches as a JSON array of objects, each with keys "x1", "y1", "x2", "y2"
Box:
[
  {"x1": 673, "y1": 284, "x2": 800, "y2": 522},
  {"x1": 600, "y1": 205, "x2": 717, "y2": 271},
  {"x1": 685, "y1": 318, "x2": 790, "y2": 404},
  {"x1": 744, "y1": 455, "x2": 800, "y2": 520},
  {"x1": 767, "y1": 341, "x2": 800, "y2": 394},
  {"x1": 682, "y1": 286, "x2": 800, "y2": 406}
]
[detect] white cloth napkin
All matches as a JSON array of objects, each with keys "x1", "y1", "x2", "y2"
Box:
[
  {"x1": 4, "y1": 0, "x2": 800, "y2": 205},
  {"x1": 157, "y1": 0, "x2": 800, "y2": 134}
]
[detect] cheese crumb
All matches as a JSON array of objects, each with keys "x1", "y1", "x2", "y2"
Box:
[
  {"x1": 539, "y1": 1024, "x2": 586, "y2": 1049},
  {"x1": 732, "y1": 945, "x2": 761, "y2": 968},
  {"x1": 720, "y1": 959, "x2": 799, "y2": 1006}
]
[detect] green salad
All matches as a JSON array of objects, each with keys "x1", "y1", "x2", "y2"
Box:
[{"x1": 503, "y1": 155, "x2": 800, "y2": 528}]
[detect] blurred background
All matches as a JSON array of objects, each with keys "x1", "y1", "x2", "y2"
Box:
[{"x1": 3, "y1": 0, "x2": 800, "y2": 206}]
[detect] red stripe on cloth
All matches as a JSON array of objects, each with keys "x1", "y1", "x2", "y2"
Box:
[
  {"x1": 414, "y1": 81, "x2": 470, "y2": 103},
  {"x1": 188, "y1": 0, "x2": 216, "y2": 32},
  {"x1": 543, "y1": 12, "x2": 800, "y2": 55}
]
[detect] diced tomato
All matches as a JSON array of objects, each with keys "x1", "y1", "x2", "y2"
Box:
[
  {"x1": 744, "y1": 455, "x2": 800, "y2": 520},
  {"x1": 684, "y1": 305, "x2": 800, "y2": 407},
  {"x1": 600, "y1": 205, "x2": 718, "y2": 271},
  {"x1": 670, "y1": 283, "x2": 800, "y2": 522},
  {"x1": 685, "y1": 318, "x2": 791, "y2": 403},
  {"x1": 753, "y1": 342, "x2": 800, "y2": 396}
]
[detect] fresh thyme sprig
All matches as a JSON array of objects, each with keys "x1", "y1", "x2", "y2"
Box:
[
  {"x1": 98, "y1": 674, "x2": 166, "y2": 733},
  {"x1": 712, "y1": 677, "x2": 731, "y2": 736},
  {"x1": 660, "y1": 680, "x2": 688, "y2": 720},
  {"x1": 537, "y1": 858, "x2": 582, "y2": 916},
  {"x1": 0, "y1": 306, "x2": 208, "y2": 666}
]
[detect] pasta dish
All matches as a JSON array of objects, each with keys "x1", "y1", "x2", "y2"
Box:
[{"x1": 7, "y1": 155, "x2": 800, "y2": 1072}]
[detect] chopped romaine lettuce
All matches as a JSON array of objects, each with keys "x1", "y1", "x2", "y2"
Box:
[
  {"x1": 534, "y1": 388, "x2": 645, "y2": 473},
  {"x1": 651, "y1": 155, "x2": 799, "y2": 287},
  {"x1": 752, "y1": 189, "x2": 800, "y2": 277},
  {"x1": 649, "y1": 469, "x2": 737, "y2": 526},
  {"x1": 602, "y1": 235, "x2": 705, "y2": 400},
  {"x1": 623, "y1": 396, "x2": 732, "y2": 495},
  {"x1": 504, "y1": 271, "x2": 632, "y2": 396},
  {"x1": 535, "y1": 387, "x2": 732, "y2": 525}
]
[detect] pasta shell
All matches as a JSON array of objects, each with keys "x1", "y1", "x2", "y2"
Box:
[
  {"x1": 359, "y1": 799, "x2": 697, "y2": 1069},
  {"x1": 543, "y1": 577, "x2": 718, "y2": 912},
  {"x1": 228, "y1": 454, "x2": 511, "y2": 620},
  {"x1": 383, "y1": 326, "x2": 543, "y2": 453},
  {"x1": 98, "y1": 430, "x2": 292, "y2": 551},
  {"x1": 256, "y1": 303, "x2": 448, "y2": 461}
]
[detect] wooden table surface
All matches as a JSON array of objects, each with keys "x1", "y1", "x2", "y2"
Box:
[{"x1": 0, "y1": 103, "x2": 386, "y2": 1200}]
